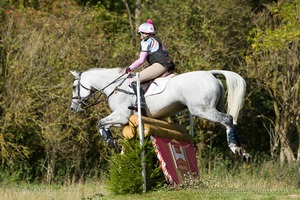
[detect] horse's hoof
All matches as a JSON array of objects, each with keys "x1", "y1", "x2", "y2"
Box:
[
  {"x1": 234, "y1": 146, "x2": 252, "y2": 164},
  {"x1": 113, "y1": 139, "x2": 121, "y2": 151},
  {"x1": 242, "y1": 153, "x2": 252, "y2": 164},
  {"x1": 235, "y1": 147, "x2": 243, "y2": 156}
]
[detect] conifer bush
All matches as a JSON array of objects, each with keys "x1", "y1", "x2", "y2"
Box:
[{"x1": 106, "y1": 134, "x2": 165, "y2": 194}]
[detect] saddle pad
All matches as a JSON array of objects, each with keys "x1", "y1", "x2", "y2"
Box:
[
  {"x1": 127, "y1": 74, "x2": 175, "y2": 97},
  {"x1": 145, "y1": 74, "x2": 175, "y2": 97}
]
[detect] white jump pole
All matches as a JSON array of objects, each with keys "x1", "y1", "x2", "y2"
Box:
[{"x1": 136, "y1": 73, "x2": 146, "y2": 193}]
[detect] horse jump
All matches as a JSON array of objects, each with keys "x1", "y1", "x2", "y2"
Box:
[{"x1": 124, "y1": 115, "x2": 198, "y2": 186}]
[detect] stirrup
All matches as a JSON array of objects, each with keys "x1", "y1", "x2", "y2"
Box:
[
  {"x1": 128, "y1": 105, "x2": 138, "y2": 111},
  {"x1": 128, "y1": 103, "x2": 145, "y2": 111}
]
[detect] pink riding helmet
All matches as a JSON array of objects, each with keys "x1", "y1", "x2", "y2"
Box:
[{"x1": 138, "y1": 19, "x2": 155, "y2": 34}]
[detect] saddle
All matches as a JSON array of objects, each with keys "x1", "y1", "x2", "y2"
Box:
[{"x1": 141, "y1": 71, "x2": 175, "y2": 95}]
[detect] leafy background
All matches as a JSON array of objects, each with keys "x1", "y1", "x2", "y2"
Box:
[{"x1": 0, "y1": 0, "x2": 299, "y2": 186}]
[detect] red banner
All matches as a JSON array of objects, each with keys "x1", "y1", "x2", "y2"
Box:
[{"x1": 151, "y1": 136, "x2": 198, "y2": 186}]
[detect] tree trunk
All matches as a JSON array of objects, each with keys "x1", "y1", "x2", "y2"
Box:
[
  {"x1": 0, "y1": 36, "x2": 5, "y2": 78},
  {"x1": 46, "y1": 144, "x2": 57, "y2": 184},
  {"x1": 196, "y1": 136, "x2": 206, "y2": 164},
  {"x1": 135, "y1": 0, "x2": 141, "y2": 47},
  {"x1": 279, "y1": 130, "x2": 296, "y2": 164},
  {"x1": 297, "y1": 81, "x2": 300, "y2": 161},
  {"x1": 297, "y1": 128, "x2": 300, "y2": 161},
  {"x1": 272, "y1": 68, "x2": 296, "y2": 164},
  {"x1": 122, "y1": 0, "x2": 134, "y2": 43},
  {"x1": 274, "y1": 101, "x2": 296, "y2": 164}
]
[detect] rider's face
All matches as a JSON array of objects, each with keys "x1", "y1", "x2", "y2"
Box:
[{"x1": 139, "y1": 32, "x2": 147, "y2": 40}]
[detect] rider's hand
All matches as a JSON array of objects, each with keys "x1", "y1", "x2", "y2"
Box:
[{"x1": 125, "y1": 67, "x2": 132, "y2": 74}]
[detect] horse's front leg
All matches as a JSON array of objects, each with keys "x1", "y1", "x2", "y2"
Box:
[
  {"x1": 98, "y1": 127, "x2": 119, "y2": 149},
  {"x1": 97, "y1": 110, "x2": 131, "y2": 149}
]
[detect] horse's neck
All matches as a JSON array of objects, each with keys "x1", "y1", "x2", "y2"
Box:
[{"x1": 85, "y1": 68, "x2": 122, "y2": 94}]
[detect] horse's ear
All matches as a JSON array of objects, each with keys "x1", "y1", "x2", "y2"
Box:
[{"x1": 70, "y1": 70, "x2": 79, "y2": 78}]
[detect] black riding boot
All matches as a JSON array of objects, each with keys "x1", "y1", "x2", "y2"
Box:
[{"x1": 128, "y1": 81, "x2": 146, "y2": 111}]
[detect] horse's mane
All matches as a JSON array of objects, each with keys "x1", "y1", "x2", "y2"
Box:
[{"x1": 86, "y1": 67, "x2": 123, "y2": 73}]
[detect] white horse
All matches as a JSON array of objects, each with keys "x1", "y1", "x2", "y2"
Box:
[{"x1": 70, "y1": 68, "x2": 251, "y2": 162}]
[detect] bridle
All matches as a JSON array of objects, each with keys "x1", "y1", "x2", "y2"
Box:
[
  {"x1": 72, "y1": 72, "x2": 131, "y2": 110},
  {"x1": 72, "y1": 73, "x2": 93, "y2": 108}
]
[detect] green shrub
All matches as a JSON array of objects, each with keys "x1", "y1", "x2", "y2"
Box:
[{"x1": 106, "y1": 135, "x2": 165, "y2": 194}]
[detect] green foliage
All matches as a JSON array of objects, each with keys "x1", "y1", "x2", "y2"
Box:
[
  {"x1": 142, "y1": 0, "x2": 253, "y2": 72},
  {"x1": 0, "y1": 0, "x2": 298, "y2": 186},
  {"x1": 251, "y1": 1, "x2": 300, "y2": 51},
  {"x1": 246, "y1": 0, "x2": 300, "y2": 162},
  {"x1": 0, "y1": 0, "x2": 117, "y2": 183},
  {"x1": 106, "y1": 136, "x2": 164, "y2": 194}
]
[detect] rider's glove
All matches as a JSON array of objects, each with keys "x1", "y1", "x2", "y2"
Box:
[{"x1": 125, "y1": 67, "x2": 132, "y2": 74}]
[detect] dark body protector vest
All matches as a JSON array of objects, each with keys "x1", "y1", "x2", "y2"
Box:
[{"x1": 145, "y1": 36, "x2": 175, "y2": 72}]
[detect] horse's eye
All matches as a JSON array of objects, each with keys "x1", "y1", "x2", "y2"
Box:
[{"x1": 73, "y1": 86, "x2": 76, "y2": 90}]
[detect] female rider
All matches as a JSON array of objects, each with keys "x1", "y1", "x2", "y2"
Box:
[{"x1": 125, "y1": 19, "x2": 175, "y2": 110}]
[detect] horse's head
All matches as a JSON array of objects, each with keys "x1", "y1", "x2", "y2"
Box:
[{"x1": 70, "y1": 70, "x2": 92, "y2": 112}]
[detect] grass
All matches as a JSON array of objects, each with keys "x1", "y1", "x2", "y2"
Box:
[
  {"x1": 1, "y1": 152, "x2": 299, "y2": 200},
  {"x1": 1, "y1": 164, "x2": 299, "y2": 200},
  {"x1": 103, "y1": 189, "x2": 300, "y2": 200},
  {"x1": 0, "y1": 183, "x2": 299, "y2": 200},
  {"x1": 0, "y1": 182, "x2": 107, "y2": 200}
]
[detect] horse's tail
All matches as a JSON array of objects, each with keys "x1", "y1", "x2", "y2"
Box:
[{"x1": 211, "y1": 70, "x2": 246, "y2": 124}]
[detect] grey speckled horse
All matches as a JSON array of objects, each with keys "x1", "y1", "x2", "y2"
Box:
[{"x1": 70, "y1": 68, "x2": 251, "y2": 163}]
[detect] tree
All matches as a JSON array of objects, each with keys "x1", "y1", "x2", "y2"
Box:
[
  {"x1": 0, "y1": 0, "x2": 127, "y2": 182},
  {"x1": 246, "y1": 0, "x2": 300, "y2": 163}
]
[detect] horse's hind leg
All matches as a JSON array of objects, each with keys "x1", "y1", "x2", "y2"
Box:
[
  {"x1": 190, "y1": 107, "x2": 252, "y2": 163},
  {"x1": 190, "y1": 108, "x2": 242, "y2": 154}
]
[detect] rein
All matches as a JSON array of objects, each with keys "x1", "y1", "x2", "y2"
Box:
[{"x1": 73, "y1": 72, "x2": 131, "y2": 109}]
